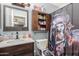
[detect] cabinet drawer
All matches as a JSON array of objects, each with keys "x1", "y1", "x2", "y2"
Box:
[{"x1": 0, "y1": 43, "x2": 34, "y2": 56}]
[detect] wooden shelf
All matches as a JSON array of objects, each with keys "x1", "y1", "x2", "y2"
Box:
[
  {"x1": 33, "y1": 30, "x2": 48, "y2": 33},
  {"x1": 38, "y1": 19, "x2": 46, "y2": 21}
]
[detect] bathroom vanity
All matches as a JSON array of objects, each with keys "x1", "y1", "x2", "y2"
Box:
[
  {"x1": 0, "y1": 4, "x2": 34, "y2": 56},
  {"x1": 0, "y1": 39, "x2": 34, "y2": 56}
]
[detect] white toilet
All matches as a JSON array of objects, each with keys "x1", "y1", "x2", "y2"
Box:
[{"x1": 35, "y1": 39, "x2": 48, "y2": 56}]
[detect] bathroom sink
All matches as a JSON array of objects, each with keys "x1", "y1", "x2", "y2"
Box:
[
  {"x1": 0, "y1": 39, "x2": 32, "y2": 44},
  {"x1": 7, "y1": 40, "x2": 30, "y2": 44},
  {"x1": 0, "y1": 39, "x2": 34, "y2": 48}
]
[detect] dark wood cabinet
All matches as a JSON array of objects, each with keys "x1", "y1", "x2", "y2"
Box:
[
  {"x1": 32, "y1": 10, "x2": 51, "y2": 31},
  {"x1": 0, "y1": 43, "x2": 34, "y2": 56},
  {"x1": 46, "y1": 14, "x2": 51, "y2": 31},
  {"x1": 32, "y1": 10, "x2": 39, "y2": 31}
]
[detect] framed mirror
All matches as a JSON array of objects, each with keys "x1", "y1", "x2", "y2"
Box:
[{"x1": 3, "y1": 5, "x2": 28, "y2": 31}]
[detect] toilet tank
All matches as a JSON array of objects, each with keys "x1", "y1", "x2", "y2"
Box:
[{"x1": 35, "y1": 39, "x2": 48, "y2": 50}]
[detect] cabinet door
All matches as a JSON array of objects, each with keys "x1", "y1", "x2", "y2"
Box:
[
  {"x1": 46, "y1": 14, "x2": 51, "y2": 31},
  {"x1": 73, "y1": 3, "x2": 79, "y2": 28},
  {"x1": 0, "y1": 43, "x2": 34, "y2": 56},
  {"x1": 32, "y1": 10, "x2": 38, "y2": 31}
]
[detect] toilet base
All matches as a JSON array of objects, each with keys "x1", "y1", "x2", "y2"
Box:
[{"x1": 36, "y1": 48, "x2": 54, "y2": 56}]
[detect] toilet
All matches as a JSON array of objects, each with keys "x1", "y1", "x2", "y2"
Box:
[{"x1": 35, "y1": 39, "x2": 48, "y2": 56}]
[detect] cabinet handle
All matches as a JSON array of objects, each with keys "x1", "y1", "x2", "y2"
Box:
[{"x1": 0, "y1": 52, "x2": 9, "y2": 55}]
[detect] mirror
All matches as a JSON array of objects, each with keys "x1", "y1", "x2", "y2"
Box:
[{"x1": 3, "y1": 5, "x2": 28, "y2": 31}]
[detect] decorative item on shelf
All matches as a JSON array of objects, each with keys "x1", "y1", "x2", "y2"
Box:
[
  {"x1": 39, "y1": 21, "x2": 46, "y2": 25},
  {"x1": 44, "y1": 15, "x2": 46, "y2": 20},
  {"x1": 12, "y1": 3, "x2": 30, "y2": 8},
  {"x1": 22, "y1": 3, "x2": 30, "y2": 7},
  {"x1": 38, "y1": 13, "x2": 46, "y2": 21},
  {"x1": 38, "y1": 15, "x2": 43, "y2": 19},
  {"x1": 34, "y1": 4, "x2": 42, "y2": 11},
  {"x1": 40, "y1": 28, "x2": 46, "y2": 31}
]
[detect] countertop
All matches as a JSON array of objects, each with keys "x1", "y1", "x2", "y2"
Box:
[{"x1": 0, "y1": 38, "x2": 34, "y2": 48}]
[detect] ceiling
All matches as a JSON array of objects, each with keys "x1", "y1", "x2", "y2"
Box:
[
  {"x1": 30, "y1": 3, "x2": 70, "y2": 14},
  {"x1": 6, "y1": 3, "x2": 70, "y2": 14}
]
